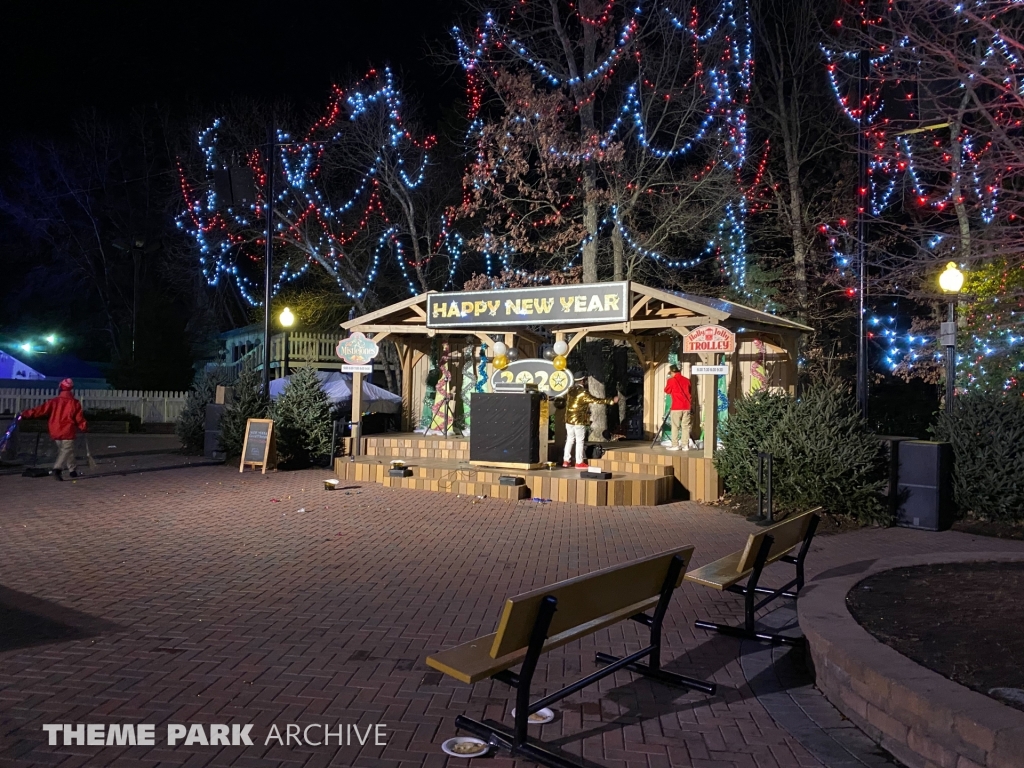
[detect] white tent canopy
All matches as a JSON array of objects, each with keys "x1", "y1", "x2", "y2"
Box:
[{"x1": 269, "y1": 371, "x2": 401, "y2": 414}]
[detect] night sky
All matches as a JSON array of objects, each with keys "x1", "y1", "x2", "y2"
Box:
[{"x1": 3, "y1": 0, "x2": 462, "y2": 137}]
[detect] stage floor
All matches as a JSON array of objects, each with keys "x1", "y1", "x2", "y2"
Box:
[{"x1": 336, "y1": 435, "x2": 723, "y2": 505}]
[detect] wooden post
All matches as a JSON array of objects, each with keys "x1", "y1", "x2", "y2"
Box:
[
  {"x1": 640, "y1": 337, "x2": 671, "y2": 439},
  {"x1": 782, "y1": 333, "x2": 799, "y2": 396},
  {"x1": 351, "y1": 370, "x2": 363, "y2": 456},
  {"x1": 700, "y1": 352, "x2": 716, "y2": 460},
  {"x1": 398, "y1": 342, "x2": 415, "y2": 432}
]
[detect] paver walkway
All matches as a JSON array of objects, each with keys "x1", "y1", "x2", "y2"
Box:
[{"x1": 1, "y1": 464, "x2": 1022, "y2": 768}]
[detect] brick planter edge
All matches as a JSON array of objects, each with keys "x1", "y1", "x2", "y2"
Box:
[{"x1": 798, "y1": 551, "x2": 1024, "y2": 768}]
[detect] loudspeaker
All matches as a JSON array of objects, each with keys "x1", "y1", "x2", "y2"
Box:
[
  {"x1": 896, "y1": 441, "x2": 954, "y2": 531},
  {"x1": 470, "y1": 393, "x2": 541, "y2": 464}
]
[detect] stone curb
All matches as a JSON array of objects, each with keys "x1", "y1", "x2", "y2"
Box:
[{"x1": 799, "y1": 551, "x2": 1024, "y2": 768}]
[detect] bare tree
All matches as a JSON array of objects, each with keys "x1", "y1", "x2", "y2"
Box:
[
  {"x1": 1, "y1": 108, "x2": 175, "y2": 364},
  {"x1": 176, "y1": 70, "x2": 457, "y2": 315},
  {"x1": 450, "y1": 0, "x2": 748, "y2": 286}
]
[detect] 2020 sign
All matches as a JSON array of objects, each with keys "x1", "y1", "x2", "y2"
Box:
[{"x1": 489, "y1": 359, "x2": 574, "y2": 396}]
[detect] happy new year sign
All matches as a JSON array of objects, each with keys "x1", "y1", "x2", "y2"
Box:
[{"x1": 426, "y1": 282, "x2": 629, "y2": 328}]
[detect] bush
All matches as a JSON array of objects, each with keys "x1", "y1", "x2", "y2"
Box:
[
  {"x1": 175, "y1": 367, "x2": 233, "y2": 454},
  {"x1": 930, "y1": 393, "x2": 1024, "y2": 521},
  {"x1": 715, "y1": 390, "x2": 791, "y2": 495},
  {"x1": 715, "y1": 380, "x2": 887, "y2": 524},
  {"x1": 272, "y1": 366, "x2": 333, "y2": 468},
  {"x1": 762, "y1": 381, "x2": 887, "y2": 523},
  {"x1": 219, "y1": 369, "x2": 271, "y2": 457}
]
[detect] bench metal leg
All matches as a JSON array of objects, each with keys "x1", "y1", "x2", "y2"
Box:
[
  {"x1": 594, "y1": 554, "x2": 717, "y2": 694},
  {"x1": 693, "y1": 515, "x2": 822, "y2": 646},
  {"x1": 694, "y1": 535, "x2": 805, "y2": 646},
  {"x1": 692, "y1": 620, "x2": 806, "y2": 646},
  {"x1": 593, "y1": 652, "x2": 717, "y2": 693},
  {"x1": 455, "y1": 716, "x2": 583, "y2": 768}
]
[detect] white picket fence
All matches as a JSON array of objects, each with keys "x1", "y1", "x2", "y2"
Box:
[{"x1": 0, "y1": 389, "x2": 188, "y2": 423}]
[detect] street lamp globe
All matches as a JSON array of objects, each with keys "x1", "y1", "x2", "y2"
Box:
[
  {"x1": 939, "y1": 262, "x2": 964, "y2": 294},
  {"x1": 45, "y1": 334, "x2": 57, "y2": 345},
  {"x1": 279, "y1": 307, "x2": 295, "y2": 328}
]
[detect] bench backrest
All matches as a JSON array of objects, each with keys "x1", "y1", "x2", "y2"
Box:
[
  {"x1": 489, "y1": 546, "x2": 694, "y2": 659},
  {"x1": 736, "y1": 508, "x2": 820, "y2": 574}
]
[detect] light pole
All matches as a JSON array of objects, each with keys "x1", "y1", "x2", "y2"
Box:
[
  {"x1": 279, "y1": 307, "x2": 295, "y2": 378},
  {"x1": 939, "y1": 262, "x2": 964, "y2": 414}
]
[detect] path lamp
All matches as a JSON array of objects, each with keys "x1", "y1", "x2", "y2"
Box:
[
  {"x1": 279, "y1": 307, "x2": 295, "y2": 377},
  {"x1": 939, "y1": 262, "x2": 964, "y2": 414}
]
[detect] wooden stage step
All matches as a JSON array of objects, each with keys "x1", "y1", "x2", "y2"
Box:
[
  {"x1": 338, "y1": 436, "x2": 722, "y2": 504},
  {"x1": 334, "y1": 455, "x2": 672, "y2": 507}
]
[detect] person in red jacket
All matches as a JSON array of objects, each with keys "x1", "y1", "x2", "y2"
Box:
[
  {"x1": 664, "y1": 364, "x2": 695, "y2": 451},
  {"x1": 21, "y1": 378, "x2": 88, "y2": 480}
]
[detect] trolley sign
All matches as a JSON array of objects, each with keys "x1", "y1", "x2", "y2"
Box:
[
  {"x1": 683, "y1": 325, "x2": 735, "y2": 354},
  {"x1": 489, "y1": 358, "x2": 574, "y2": 396}
]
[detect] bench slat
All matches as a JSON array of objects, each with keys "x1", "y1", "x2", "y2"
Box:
[
  {"x1": 426, "y1": 595, "x2": 661, "y2": 683},
  {"x1": 736, "y1": 508, "x2": 819, "y2": 573},
  {"x1": 489, "y1": 547, "x2": 693, "y2": 659},
  {"x1": 682, "y1": 552, "x2": 745, "y2": 590},
  {"x1": 684, "y1": 508, "x2": 821, "y2": 590}
]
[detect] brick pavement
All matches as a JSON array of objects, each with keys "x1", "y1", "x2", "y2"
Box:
[{"x1": 1, "y1": 465, "x2": 1021, "y2": 768}]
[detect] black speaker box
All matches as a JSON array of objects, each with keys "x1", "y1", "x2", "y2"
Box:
[
  {"x1": 896, "y1": 441, "x2": 954, "y2": 531},
  {"x1": 470, "y1": 393, "x2": 541, "y2": 464}
]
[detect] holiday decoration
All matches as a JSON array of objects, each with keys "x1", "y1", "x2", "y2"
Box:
[
  {"x1": 449, "y1": 0, "x2": 760, "y2": 291},
  {"x1": 177, "y1": 69, "x2": 443, "y2": 307}
]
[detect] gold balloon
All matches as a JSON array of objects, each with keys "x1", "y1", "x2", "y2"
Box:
[
  {"x1": 552, "y1": 355, "x2": 567, "y2": 371},
  {"x1": 493, "y1": 354, "x2": 509, "y2": 370}
]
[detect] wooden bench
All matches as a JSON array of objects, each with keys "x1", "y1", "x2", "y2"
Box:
[
  {"x1": 426, "y1": 548, "x2": 716, "y2": 768},
  {"x1": 684, "y1": 508, "x2": 821, "y2": 646}
]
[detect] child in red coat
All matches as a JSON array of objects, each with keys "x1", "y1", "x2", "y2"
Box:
[{"x1": 21, "y1": 378, "x2": 88, "y2": 480}]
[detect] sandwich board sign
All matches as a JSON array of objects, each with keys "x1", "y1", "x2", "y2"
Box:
[{"x1": 240, "y1": 418, "x2": 276, "y2": 473}]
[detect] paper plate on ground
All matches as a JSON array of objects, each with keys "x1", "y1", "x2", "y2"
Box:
[
  {"x1": 511, "y1": 707, "x2": 555, "y2": 724},
  {"x1": 441, "y1": 737, "x2": 489, "y2": 758}
]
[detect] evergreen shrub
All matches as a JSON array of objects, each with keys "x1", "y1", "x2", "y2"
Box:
[
  {"x1": 715, "y1": 380, "x2": 887, "y2": 524},
  {"x1": 930, "y1": 393, "x2": 1024, "y2": 521},
  {"x1": 175, "y1": 367, "x2": 233, "y2": 454},
  {"x1": 272, "y1": 366, "x2": 333, "y2": 468},
  {"x1": 219, "y1": 369, "x2": 270, "y2": 457},
  {"x1": 714, "y1": 390, "x2": 791, "y2": 494}
]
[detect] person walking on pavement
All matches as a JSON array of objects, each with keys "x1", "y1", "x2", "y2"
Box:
[
  {"x1": 562, "y1": 371, "x2": 618, "y2": 469},
  {"x1": 20, "y1": 378, "x2": 88, "y2": 480},
  {"x1": 664, "y1": 364, "x2": 695, "y2": 451}
]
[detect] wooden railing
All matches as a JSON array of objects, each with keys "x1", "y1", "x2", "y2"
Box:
[
  {"x1": 217, "y1": 333, "x2": 343, "y2": 378},
  {"x1": 0, "y1": 389, "x2": 188, "y2": 423}
]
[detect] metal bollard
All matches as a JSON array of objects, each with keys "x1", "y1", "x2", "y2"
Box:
[{"x1": 757, "y1": 452, "x2": 774, "y2": 524}]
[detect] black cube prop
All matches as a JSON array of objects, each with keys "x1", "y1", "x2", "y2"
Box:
[
  {"x1": 470, "y1": 393, "x2": 542, "y2": 466},
  {"x1": 896, "y1": 440, "x2": 954, "y2": 531}
]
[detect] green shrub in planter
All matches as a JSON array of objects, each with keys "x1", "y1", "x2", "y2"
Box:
[
  {"x1": 272, "y1": 366, "x2": 332, "y2": 468},
  {"x1": 176, "y1": 367, "x2": 233, "y2": 454},
  {"x1": 715, "y1": 390, "x2": 791, "y2": 495},
  {"x1": 930, "y1": 393, "x2": 1024, "y2": 522},
  {"x1": 716, "y1": 380, "x2": 887, "y2": 524},
  {"x1": 762, "y1": 381, "x2": 887, "y2": 524},
  {"x1": 219, "y1": 369, "x2": 270, "y2": 457}
]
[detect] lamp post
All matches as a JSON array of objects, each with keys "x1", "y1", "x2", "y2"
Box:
[
  {"x1": 939, "y1": 262, "x2": 964, "y2": 414},
  {"x1": 279, "y1": 307, "x2": 295, "y2": 378}
]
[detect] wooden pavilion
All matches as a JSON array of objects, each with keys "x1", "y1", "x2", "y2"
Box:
[{"x1": 336, "y1": 282, "x2": 810, "y2": 504}]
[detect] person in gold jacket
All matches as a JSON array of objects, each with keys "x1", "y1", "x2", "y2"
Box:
[{"x1": 562, "y1": 371, "x2": 618, "y2": 468}]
